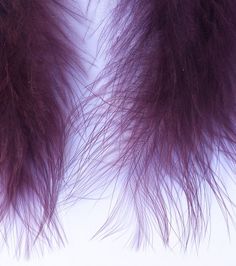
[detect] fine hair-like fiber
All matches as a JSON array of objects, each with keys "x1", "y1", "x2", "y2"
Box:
[
  {"x1": 0, "y1": 0, "x2": 83, "y2": 254},
  {"x1": 83, "y1": 0, "x2": 236, "y2": 248}
]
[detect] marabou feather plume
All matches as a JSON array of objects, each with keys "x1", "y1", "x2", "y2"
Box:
[
  {"x1": 83, "y1": 0, "x2": 236, "y2": 248},
  {"x1": 0, "y1": 0, "x2": 84, "y2": 254}
]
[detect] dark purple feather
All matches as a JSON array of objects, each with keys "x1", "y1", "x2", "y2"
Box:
[
  {"x1": 0, "y1": 0, "x2": 84, "y2": 254},
  {"x1": 84, "y1": 0, "x2": 236, "y2": 248}
]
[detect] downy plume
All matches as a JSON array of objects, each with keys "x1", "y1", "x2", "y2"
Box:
[
  {"x1": 83, "y1": 0, "x2": 236, "y2": 248},
  {"x1": 0, "y1": 0, "x2": 84, "y2": 255}
]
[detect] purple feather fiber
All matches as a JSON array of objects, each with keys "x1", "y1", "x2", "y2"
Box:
[
  {"x1": 83, "y1": 0, "x2": 236, "y2": 248},
  {"x1": 0, "y1": 0, "x2": 84, "y2": 254}
]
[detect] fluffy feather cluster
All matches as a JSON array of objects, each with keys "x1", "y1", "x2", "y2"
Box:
[
  {"x1": 0, "y1": 0, "x2": 83, "y2": 254},
  {"x1": 83, "y1": 0, "x2": 236, "y2": 248}
]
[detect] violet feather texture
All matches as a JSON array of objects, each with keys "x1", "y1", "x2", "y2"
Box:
[
  {"x1": 0, "y1": 0, "x2": 84, "y2": 254},
  {"x1": 82, "y1": 0, "x2": 236, "y2": 248}
]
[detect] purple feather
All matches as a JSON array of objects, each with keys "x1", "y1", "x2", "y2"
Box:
[
  {"x1": 0, "y1": 0, "x2": 84, "y2": 254},
  {"x1": 85, "y1": 0, "x2": 236, "y2": 248}
]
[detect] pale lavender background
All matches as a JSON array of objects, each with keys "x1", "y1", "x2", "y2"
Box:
[{"x1": 0, "y1": 1, "x2": 236, "y2": 265}]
